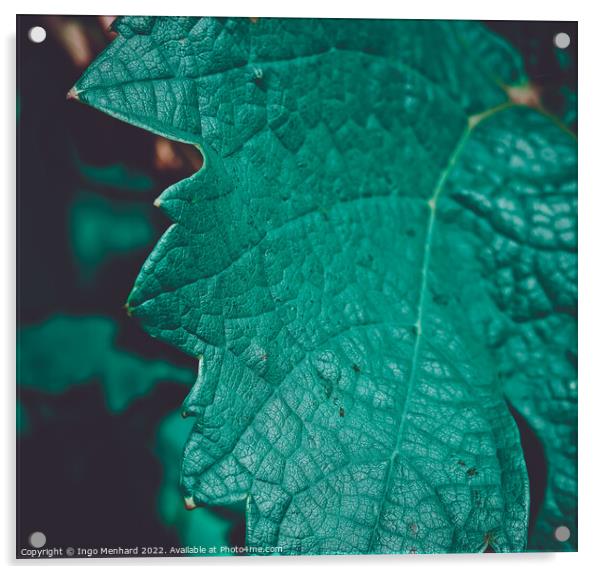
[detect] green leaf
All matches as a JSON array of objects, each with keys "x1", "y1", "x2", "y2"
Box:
[
  {"x1": 16, "y1": 400, "x2": 30, "y2": 435},
  {"x1": 17, "y1": 315, "x2": 194, "y2": 412},
  {"x1": 73, "y1": 17, "x2": 576, "y2": 554},
  {"x1": 433, "y1": 110, "x2": 577, "y2": 551},
  {"x1": 69, "y1": 191, "x2": 155, "y2": 279},
  {"x1": 75, "y1": 157, "x2": 154, "y2": 193},
  {"x1": 155, "y1": 412, "x2": 242, "y2": 555}
]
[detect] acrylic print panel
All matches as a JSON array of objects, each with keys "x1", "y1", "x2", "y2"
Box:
[{"x1": 16, "y1": 15, "x2": 577, "y2": 558}]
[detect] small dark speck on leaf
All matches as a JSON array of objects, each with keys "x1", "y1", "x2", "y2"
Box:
[
  {"x1": 252, "y1": 69, "x2": 266, "y2": 90},
  {"x1": 406, "y1": 228, "x2": 416, "y2": 237},
  {"x1": 339, "y1": 406, "x2": 345, "y2": 417},
  {"x1": 433, "y1": 293, "x2": 450, "y2": 306},
  {"x1": 565, "y1": 349, "x2": 577, "y2": 365},
  {"x1": 467, "y1": 467, "x2": 478, "y2": 477},
  {"x1": 352, "y1": 363, "x2": 361, "y2": 374},
  {"x1": 457, "y1": 460, "x2": 466, "y2": 467}
]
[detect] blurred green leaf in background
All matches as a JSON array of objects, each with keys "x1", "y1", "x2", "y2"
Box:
[
  {"x1": 18, "y1": 315, "x2": 193, "y2": 412},
  {"x1": 69, "y1": 193, "x2": 154, "y2": 282},
  {"x1": 17, "y1": 14, "x2": 243, "y2": 554}
]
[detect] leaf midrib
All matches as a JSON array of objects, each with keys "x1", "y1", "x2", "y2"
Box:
[{"x1": 366, "y1": 102, "x2": 514, "y2": 551}]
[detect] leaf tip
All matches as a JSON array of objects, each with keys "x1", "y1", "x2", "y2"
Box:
[
  {"x1": 102, "y1": 16, "x2": 117, "y2": 34},
  {"x1": 124, "y1": 301, "x2": 134, "y2": 317},
  {"x1": 505, "y1": 82, "x2": 542, "y2": 109},
  {"x1": 153, "y1": 197, "x2": 162, "y2": 208},
  {"x1": 184, "y1": 496, "x2": 197, "y2": 510},
  {"x1": 66, "y1": 87, "x2": 79, "y2": 101}
]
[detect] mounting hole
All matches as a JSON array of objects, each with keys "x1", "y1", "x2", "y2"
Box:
[
  {"x1": 554, "y1": 525, "x2": 571, "y2": 542},
  {"x1": 29, "y1": 531, "x2": 47, "y2": 548},
  {"x1": 28, "y1": 26, "x2": 47, "y2": 44},
  {"x1": 554, "y1": 32, "x2": 571, "y2": 49}
]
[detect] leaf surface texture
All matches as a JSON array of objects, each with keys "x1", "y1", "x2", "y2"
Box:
[{"x1": 74, "y1": 17, "x2": 577, "y2": 553}]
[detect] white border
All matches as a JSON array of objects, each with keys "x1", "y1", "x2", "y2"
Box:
[{"x1": 2, "y1": 1, "x2": 599, "y2": 573}]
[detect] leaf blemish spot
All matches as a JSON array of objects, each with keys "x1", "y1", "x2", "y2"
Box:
[
  {"x1": 433, "y1": 293, "x2": 450, "y2": 306},
  {"x1": 467, "y1": 467, "x2": 478, "y2": 477}
]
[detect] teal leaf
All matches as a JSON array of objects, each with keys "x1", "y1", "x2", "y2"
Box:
[
  {"x1": 438, "y1": 108, "x2": 577, "y2": 551},
  {"x1": 17, "y1": 315, "x2": 194, "y2": 412},
  {"x1": 69, "y1": 191, "x2": 155, "y2": 279},
  {"x1": 75, "y1": 157, "x2": 154, "y2": 193},
  {"x1": 155, "y1": 412, "x2": 242, "y2": 555},
  {"x1": 73, "y1": 17, "x2": 576, "y2": 553},
  {"x1": 17, "y1": 400, "x2": 30, "y2": 435}
]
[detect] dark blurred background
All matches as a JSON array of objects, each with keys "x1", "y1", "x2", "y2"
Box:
[
  {"x1": 16, "y1": 15, "x2": 576, "y2": 557},
  {"x1": 16, "y1": 14, "x2": 242, "y2": 557}
]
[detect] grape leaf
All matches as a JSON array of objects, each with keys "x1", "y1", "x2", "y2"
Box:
[
  {"x1": 155, "y1": 412, "x2": 242, "y2": 555},
  {"x1": 18, "y1": 315, "x2": 194, "y2": 412},
  {"x1": 73, "y1": 17, "x2": 576, "y2": 553},
  {"x1": 432, "y1": 110, "x2": 577, "y2": 551}
]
